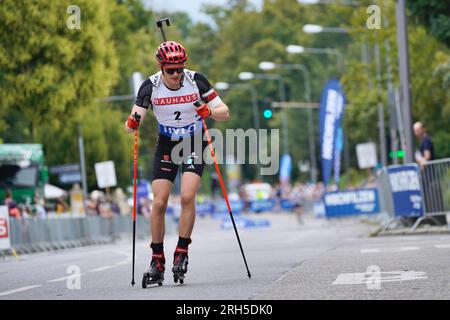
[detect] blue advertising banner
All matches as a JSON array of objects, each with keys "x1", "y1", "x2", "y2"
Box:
[
  {"x1": 323, "y1": 188, "x2": 380, "y2": 217},
  {"x1": 319, "y1": 79, "x2": 345, "y2": 185},
  {"x1": 221, "y1": 217, "x2": 271, "y2": 230},
  {"x1": 313, "y1": 201, "x2": 326, "y2": 218},
  {"x1": 214, "y1": 199, "x2": 244, "y2": 215},
  {"x1": 136, "y1": 179, "x2": 151, "y2": 213},
  {"x1": 249, "y1": 198, "x2": 276, "y2": 213},
  {"x1": 196, "y1": 201, "x2": 214, "y2": 217},
  {"x1": 279, "y1": 154, "x2": 292, "y2": 184},
  {"x1": 334, "y1": 127, "x2": 344, "y2": 184},
  {"x1": 279, "y1": 199, "x2": 297, "y2": 210},
  {"x1": 387, "y1": 164, "x2": 424, "y2": 217}
]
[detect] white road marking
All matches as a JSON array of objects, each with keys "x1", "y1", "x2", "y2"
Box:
[
  {"x1": 47, "y1": 274, "x2": 86, "y2": 283},
  {"x1": 333, "y1": 271, "x2": 427, "y2": 286},
  {"x1": 399, "y1": 246, "x2": 420, "y2": 251},
  {"x1": 48, "y1": 259, "x2": 129, "y2": 281},
  {"x1": 115, "y1": 259, "x2": 131, "y2": 266},
  {"x1": 434, "y1": 244, "x2": 450, "y2": 249},
  {"x1": 360, "y1": 246, "x2": 421, "y2": 253},
  {"x1": 88, "y1": 265, "x2": 116, "y2": 273},
  {"x1": 111, "y1": 251, "x2": 132, "y2": 258},
  {"x1": 0, "y1": 285, "x2": 42, "y2": 296},
  {"x1": 360, "y1": 248, "x2": 380, "y2": 253}
]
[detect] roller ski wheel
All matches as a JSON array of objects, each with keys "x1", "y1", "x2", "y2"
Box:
[
  {"x1": 142, "y1": 253, "x2": 165, "y2": 289},
  {"x1": 173, "y1": 273, "x2": 185, "y2": 284},
  {"x1": 172, "y1": 247, "x2": 188, "y2": 285},
  {"x1": 142, "y1": 272, "x2": 163, "y2": 288}
]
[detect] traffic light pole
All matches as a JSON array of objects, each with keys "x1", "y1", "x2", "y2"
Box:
[
  {"x1": 215, "y1": 83, "x2": 262, "y2": 179},
  {"x1": 243, "y1": 85, "x2": 262, "y2": 179},
  {"x1": 375, "y1": 41, "x2": 388, "y2": 167},
  {"x1": 248, "y1": 85, "x2": 263, "y2": 179},
  {"x1": 260, "y1": 63, "x2": 317, "y2": 183},
  {"x1": 272, "y1": 102, "x2": 319, "y2": 109},
  {"x1": 248, "y1": 86, "x2": 261, "y2": 140},
  {"x1": 291, "y1": 64, "x2": 317, "y2": 184},
  {"x1": 277, "y1": 77, "x2": 290, "y2": 156},
  {"x1": 396, "y1": 0, "x2": 414, "y2": 163},
  {"x1": 244, "y1": 73, "x2": 290, "y2": 155},
  {"x1": 383, "y1": 0, "x2": 399, "y2": 165}
]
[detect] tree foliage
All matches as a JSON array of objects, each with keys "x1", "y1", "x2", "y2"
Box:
[
  {"x1": 407, "y1": 0, "x2": 450, "y2": 47},
  {"x1": 1, "y1": 0, "x2": 449, "y2": 191},
  {"x1": 0, "y1": 0, "x2": 118, "y2": 139},
  {"x1": 342, "y1": 0, "x2": 450, "y2": 162}
]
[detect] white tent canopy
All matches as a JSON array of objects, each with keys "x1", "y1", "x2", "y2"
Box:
[{"x1": 44, "y1": 183, "x2": 68, "y2": 199}]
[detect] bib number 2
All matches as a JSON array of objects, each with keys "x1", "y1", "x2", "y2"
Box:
[{"x1": 174, "y1": 111, "x2": 181, "y2": 120}]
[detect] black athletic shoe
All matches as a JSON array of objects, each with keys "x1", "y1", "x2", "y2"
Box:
[
  {"x1": 172, "y1": 247, "x2": 188, "y2": 284},
  {"x1": 142, "y1": 253, "x2": 165, "y2": 288}
]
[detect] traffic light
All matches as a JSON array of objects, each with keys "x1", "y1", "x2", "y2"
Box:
[
  {"x1": 389, "y1": 150, "x2": 405, "y2": 159},
  {"x1": 263, "y1": 109, "x2": 273, "y2": 119},
  {"x1": 262, "y1": 97, "x2": 273, "y2": 119}
]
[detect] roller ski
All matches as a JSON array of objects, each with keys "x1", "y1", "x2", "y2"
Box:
[
  {"x1": 142, "y1": 253, "x2": 165, "y2": 288},
  {"x1": 172, "y1": 247, "x2": 189, "y2": 284}
]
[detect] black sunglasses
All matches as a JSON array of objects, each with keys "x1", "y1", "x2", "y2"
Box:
[{"x1": 164, "y1": 67, "x2": 184, "y2": 75}]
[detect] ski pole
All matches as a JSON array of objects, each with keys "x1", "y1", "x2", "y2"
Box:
[
  {"x1": 194, "y1": 102, "x2": 252, "y2": 279},
  {"x1": 156, "y1": 18, "x2": 170, "y2": 42},
  {"x1": 131, "y1": 112, "x2": 141, "y2": 287}
]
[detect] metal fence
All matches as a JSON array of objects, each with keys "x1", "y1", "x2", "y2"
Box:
[
  {"x1": 412, "y1": 158, "x2": 450, "y2": 231},
  {"x1": 378, "y1": 158, "x2": 450, "y2": 232},
  {"x1": 1, "y1": 215, "x2": 175, "y2": 256},
  {"x1": 376, "y1": 168, "x2": 394, "y2": 218}
]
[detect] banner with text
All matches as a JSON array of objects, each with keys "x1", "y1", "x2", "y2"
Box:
[
  {"x1": 0, "y1": 206, "x2": 11, "y2": 250},
  {"x1": 387, "y1": 164, "x2": 424, "y2": 217},
  {"x1": 319, "y1": 79, "x2": 345, "y2": 185},
  {"x1": 323, "y1": 188, "x2": 380, "y2": 217}
]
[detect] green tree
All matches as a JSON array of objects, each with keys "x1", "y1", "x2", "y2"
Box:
[
  {"x1": 408, "y1": 0, "x2": 450, "y2": 47},
  {"x1": 342, "y1": 0, "x2": 450, "y2": 164},
  {"x1": 0, "y1": 0, "x2": 118, "y2": 141},
  {"x1": 2, "y1": 0, "x2": 449, "y2": 190}
]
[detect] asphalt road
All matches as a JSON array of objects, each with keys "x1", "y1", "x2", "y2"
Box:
[{"x1": 1, "y1": 212, "x2": 449, "y2": 300}]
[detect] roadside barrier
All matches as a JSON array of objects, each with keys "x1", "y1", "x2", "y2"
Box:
[
  {"x1": 378, "y1": 159, "x2": 449, "y2": 232},
  {"x1": 1, "y1": 214, "x2": 174, "y2": 256},
  {"x1": 412, "y1": 158, "x2": 450, "y2": 231}
]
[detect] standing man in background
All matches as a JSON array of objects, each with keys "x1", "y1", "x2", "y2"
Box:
[{"x1": 413, "y1": 121, "x2": 435, "y2": 169}]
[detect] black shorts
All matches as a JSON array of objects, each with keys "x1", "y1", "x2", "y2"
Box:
[{"x1": 151, "y1": 131, "x2": 209, "y2": 183}]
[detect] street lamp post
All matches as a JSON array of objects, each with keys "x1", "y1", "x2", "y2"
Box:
[
  {"x1": 215, "y1": 81, "x2": 262, "y2": 178},
  {"x1": 259, "y1": 62, "x2": 317, "y2": 184},
  {"x1": 77, "y1": 123, "x2": 88, "y2": 200},
  {"x1": 374, "y1": 41, "x2": 388, "y2": 167},
  {"x1": 303, "y1": 24, "x2": 349, "y2": 34},
  {"x1": 298, "y1": 0, "x2": 359, "y2": 5},
  {"x1": 301, "y1": 23, "x2": 368, "y2": 78},
  {"x1": 286, "y1": 45, "x2": 343, "y2": 73},
  {"x1": 396, "y1": 0, "x2": 414, "y2": 163},
  {"x1": 238, "y1": 72, "x2": 290, "y2": 156},
  {"x1": 286, "y1": 44, "x2": 350, "y2": 174},
  {"x1": 215, "y1": 82, "x2": 260, "y2": 134},
  {"x1": 300, "y1": 20, "x2": 394, "y2": 167}
]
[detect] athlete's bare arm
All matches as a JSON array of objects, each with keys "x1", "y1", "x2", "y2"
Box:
[{"x1": 210, "y1": 102, "x2": 229, "y2": 121}]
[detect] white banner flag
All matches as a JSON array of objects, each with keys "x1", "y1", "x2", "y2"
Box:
[{"x1": 0, "y1": 206, "x2": 11, "y2": 250}]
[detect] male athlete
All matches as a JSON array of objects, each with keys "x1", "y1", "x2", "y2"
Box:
[{"x1": 125, "y1": 41, "x2": 230, "y2": 285}]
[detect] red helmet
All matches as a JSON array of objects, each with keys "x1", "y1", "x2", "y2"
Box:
[{"x1": 155, "y1": 41, "x2": 187, "y2": 65}]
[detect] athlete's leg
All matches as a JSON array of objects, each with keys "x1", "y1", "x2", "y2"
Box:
[
  {"x1": 171, "y1": 172, "x2": 200, "y2": 283},
  {"x1": 150, "y1": 179, "x2": 173, "y2": 243},
  {"x1": 144, "y1": 134, "x2": 179, "y2": 286},
  {"x1": 178, "y1": 172, "x2": 201, "y2": 238},
  {"x1": 150, "y1": 133, "x2": 178, "y2": 243},
  {"x1": 172, "y1": 132, "x2": 206, "y2": 283}
]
